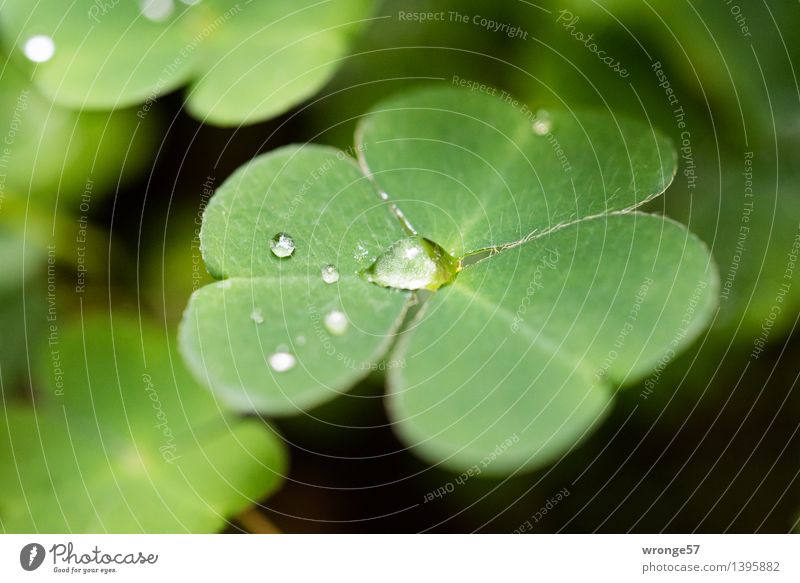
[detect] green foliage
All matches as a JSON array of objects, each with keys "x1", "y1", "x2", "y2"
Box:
[
  {"x1": 180, "y1": 86, "x2": 718, "y2": 474},
  {"x1": 0, "y1": 54, "x2": 150, "y2": 205},
  {"x1": 0, "y1": 49, "x2": 154, "y2": 383},
  {"x1": 0, "y1": 0, "x2": 372, "y2": 126},
  {"x1": 357, "y1": 87, "x2": 675, "y2": 257},
  {"x1": 0, "y1": 315, "x2": 286, "y2": 533},
  {"x1": 390, "y1": 213, "x2": 716, "y2": 473},
  {"x1": 0, "y1": 227, "x2": 43, "y2": 295},
  {"x1": 180, "y1": 145, "x2": 410, "y2": 414},
  {"x1": 143, "y1": 205, "x2": 215, "y2": 324},
  {"x1": 0, "y1": 229, "x2": 46, "y2": 386},
  {"x1": 517, "y1": 0, "x2": 800, "y2": 341}
]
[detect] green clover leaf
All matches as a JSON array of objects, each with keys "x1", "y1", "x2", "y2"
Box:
[
  {"x1": 356, "y1": 87, "x2": 676, "y2": 257},
  {"x1": 179, "y1": 86, "x2": 718, "y2": 474},
  {"x1": 0, "y1": 53, "x2": 151, "y2": 204},
  {"x1": 179, "y1": 144, "x2": 411, "y2": 414},
  {"x1": 0, "y1": 0, "x2": 371, "y2": 126},
  {"x1": 0, "y1": 315, "x2": 286, "y2": 532},
  {"x1": 520, "y1": 1, "x2": 800, "y2": 342}
]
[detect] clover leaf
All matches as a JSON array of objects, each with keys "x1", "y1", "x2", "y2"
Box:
[
  {"x1": 179, "y1": 86, "x2": 718, "y2": 474},
  {"x1": 179, "y1": 145, "x2": 411, "y2": 414},
  {"x1": 0, "y1": 0, "x2": 371, "y2": 126},
  {"x1": 524, "y1": 1, "x2": 800, "y2": 342},
  {"x1": 0, "y1": 52, "x2": 152, "y2": 205},
  {"x1": 0, "y1": 315, "x2": 286, "y2": 533},
  {"x1": 356, "y1": 87, "x2": 676, "y2": 257}
]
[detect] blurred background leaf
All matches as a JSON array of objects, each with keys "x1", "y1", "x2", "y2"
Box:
[
  {"x1": 0, "y1": 55, "x2": 153, "y2": 206},
  {"x1": 0, "y1": 314, "x2": 286, "y2": 533},
  {"x1": 0, "y1": 0, "x2": 374, "y2": 126}
]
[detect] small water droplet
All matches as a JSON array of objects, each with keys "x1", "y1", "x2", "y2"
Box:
[
  {"x1": 268, "y1": 351, "x2": 296, "y2": 372},
  {"x1": 321, "y1": 264, "x2": 340, "y2": 284},
  {"x1": 295, "y1": 335, "x2": 307, "y2": 346},
  {"x1": 532, "y1": 110, "x2": 553, "y2": 136},
  {"x1": 324, "y1": 310, "x2": 349, "y2": 336},
  {"x1": 220, "y1": 280, "x2": 233, "y2": 289},
  {"x1": 250, "y1": 308, "x2": 264, "y2": 324},
  {"x1": 23, "y1": 35, "x2": 55, "y2": 63},
  {"x1": 140, "y1": 0, "x2": 174, "y2": 21},
  {"x1": 354, "y1": 242, "x2": 370, "y2": 263},
  {"x1": 270, "y1": 232, "x2": 295, "y2": 258}
]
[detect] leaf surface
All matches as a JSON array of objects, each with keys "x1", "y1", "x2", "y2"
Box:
[
  {"x1": 357, "y1": 86, "x2": 676, "y2": 257},
  {"x1": 0, "y1": 0, "x2": 371, "y2": 125},
  {"x1": 0, "y1": 316, "x2": 286, "y2": 533},
  {"x1": 180, "y1": 145, "x2": 410, "y2": 414},
  {"x1": 388, "y1": 213, "x2": 718, "y2": 473}
]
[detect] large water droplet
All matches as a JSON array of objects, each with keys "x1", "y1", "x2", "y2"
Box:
[
  {"x1": 324, "y1": 310, "x2": 349, "y2": 336},
  {"x1": 270, "y1": 232, "x2": 295, "y2": 258},
  {"x1": 321, "y1": 264, "x2": 340, "y2": 284},
  {"x1": 23, "y1": 35, "x2": 55, "y2": 63},
  {"x1": 362, "y1": 236, "x2": 460, "y2": 291},
  {"x1": 250, "y1": 308, "x2": 264, "y2": 324},
  {"x1": 268, "y1": 351, "x2": 295, "y2": 372}
]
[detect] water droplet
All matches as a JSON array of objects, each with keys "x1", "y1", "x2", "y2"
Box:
[
  {"x1": 220, "y1": 280, "x2": 233, "y2": 289},
  {"x1": 532, "y1": 110, "x2": 553, "y2": 136},
  {"x1": 295, "y1": 335, "x2": 307, "y2": 346},
  {"x1": 321, "y1": 264, "x2": 340, "y2": 284},
  {"x1": 362, "y1": 236, "x2": 460, "y2": 291},
  {"x1": 250, "y1": 308, "x2": 264, "y2": 324},
  {"x1": 23, "y1": 35, "x2": 55, "y2": 63},
  {"x1": 268, "y1": 351, "x2": 295, "y2": 373},
  {"x1": 140, "y1": 0, "x2": 174, "y2": 21},
  {"x1": 354, "y1": 242, "x2": 370, "y2": 263},
  {"x1": 270, "y1": 232, "x2": 295, "y2": 258},
  {"x1": 324, "y1": 310, "x2": 349, "y2": 336}
]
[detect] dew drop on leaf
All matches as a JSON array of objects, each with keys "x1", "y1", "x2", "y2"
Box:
[
  {"x1": 321, "y1": 264, "x2": 340, "y2": 284},
  {"x1": 324, "y1": 310, "x2": 349, "y2": 336},
  {"x1": 532, "y1": 110, "x2": 553, "y2": 135},
  {"x1": 23, "y1": 35, "x2": 55, "y2": 63},
  {"x1": 250, "y1": 308, "x2": 264, "y2": 324},
  {"x1": 268, "y1": 351, "x2": 296, "y2": 372},
  {"x1": 270, "y1": 232, "x2": 295, "y2": 258},
  {"x1": 362, "y1": 236, "x2": 460, "y2": 291}
]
